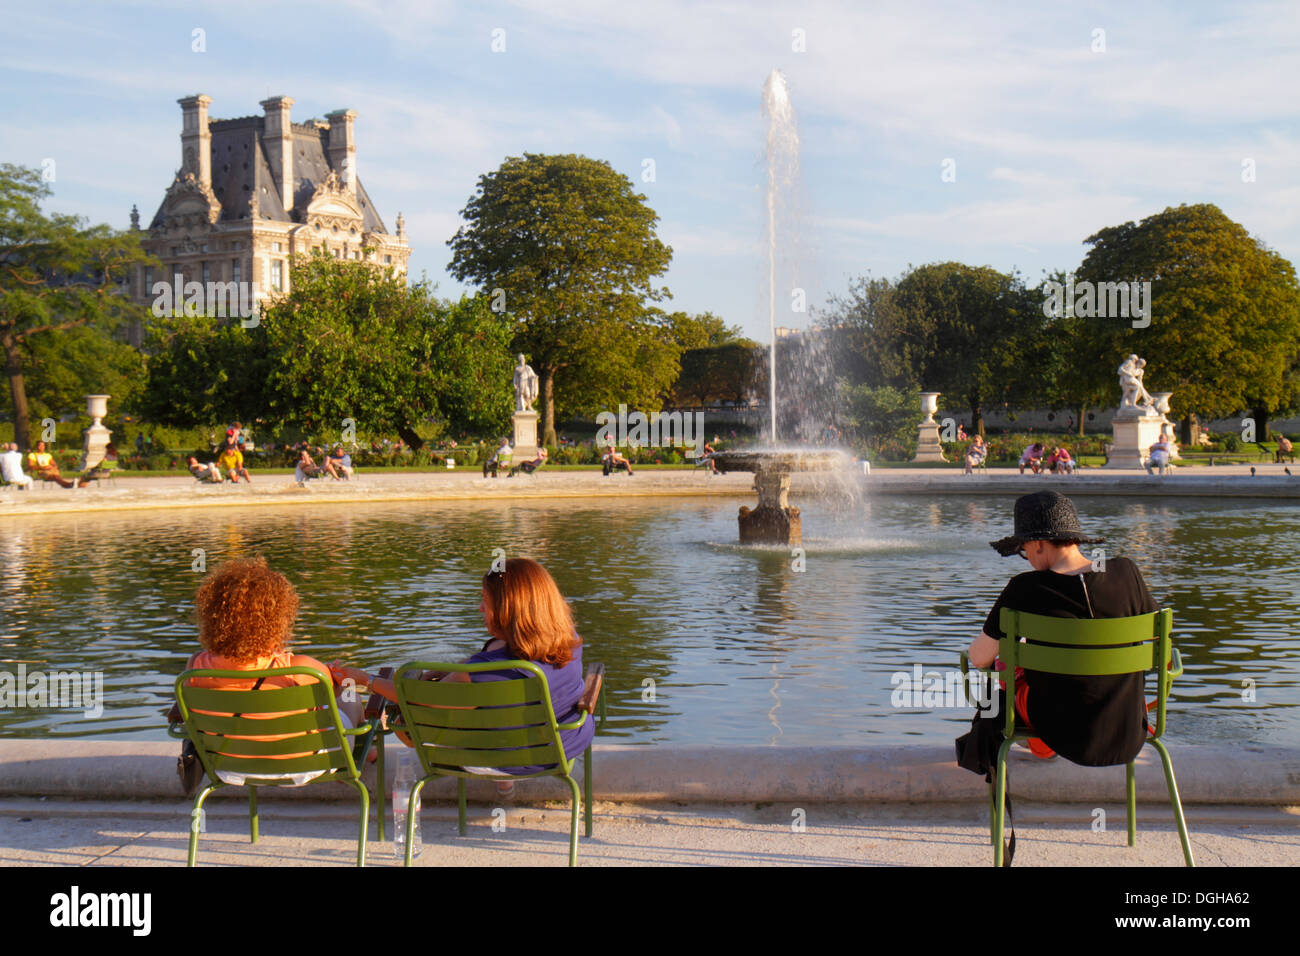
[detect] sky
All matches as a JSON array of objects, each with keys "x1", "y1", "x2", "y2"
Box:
[{"x1": 2, "y1": 0, "x2": 1298, "y2": 342}]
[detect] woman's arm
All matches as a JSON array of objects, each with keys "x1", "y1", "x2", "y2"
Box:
[{"x1": 967, "y1": 631, "x2": 999, "y2": 669}]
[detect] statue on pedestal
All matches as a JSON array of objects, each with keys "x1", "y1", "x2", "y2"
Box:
[
  {"x1": 1117, "y1": 355, "x2": 1155, "y2": 416},
  {"x1": 513, "y1": 354, "x2": 539, "y2": 412}
]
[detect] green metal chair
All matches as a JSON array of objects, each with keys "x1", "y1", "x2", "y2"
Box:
[
  {"x1": 961, "y1": 607, "x2": 1194, "y2": 867},
  {"x1": 391, "y1": 659, "x2": 605, "y2": 867},
  {"x1": 170, "y1": 665, "x2": 384, "y2": 866}
]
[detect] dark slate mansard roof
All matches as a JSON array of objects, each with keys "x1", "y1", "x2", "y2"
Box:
[{"x1": 150, "y1": 116, "x2": 390, "y2": 234}]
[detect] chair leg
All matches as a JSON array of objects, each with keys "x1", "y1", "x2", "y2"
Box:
[
  {"x1": 1126, "y1": 761, "x2": 1137, "y2": 846},
  {"x1": 565, "y1": 774, "x2": 582, "y2": 867},
  {"x1": 1148, "y1": 738, "x2": 1195, "y2": 867},
  {"x1": 189, "y1": 783, "x2": 219, "y2": 867},
  {"x1": 584, "y1": 746, "x2": 594, "y2": 838},
  {"x1": 248, "y1": 786, "x2": 259, "y2": 844},
  {"x1": 406, "y1": 778, "x2": 427, "y2": 868},
  {"x1": 457, "y1": 778, "x2": 467, "y2": 836},
  {"x1": 992, "y1": 738, "x2": 1013, "y2": 867},
  {"x1": 351, "y1": 778, "x2": 370, "y2": 867},
  {"x1": 375, "y1": 732, "x2": 386, "y2": 843}
]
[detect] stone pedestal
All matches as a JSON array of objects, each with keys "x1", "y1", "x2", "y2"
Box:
[
  {"x1": 1106, "y1": 410, "x2": 1166, "y2": 469},
  {"x1": 81, "y1": 394, "x2": 112, "y2": 470},
  {"x1": 913, "y1": 391, "x2": 946, "y2": 462},
  {"x1": 511, "y1": 410, "x2": 539, "y2": 460},
  {"x1": 738, "y1": 471, "x2": 801, "y2": 546}
]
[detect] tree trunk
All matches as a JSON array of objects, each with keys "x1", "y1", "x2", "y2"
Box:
[
  {"x1": 1251, "y1": 405, "x2": 1269, "y2": 442},
  {"x1": 396, "y1": 424, "x2": 425, "y2": 452},
  {"x1": 969, "y1": 402, "x2": 984, "y2": 438},
  {"x1": 540, "y1": 368, "x2": 557, "y2": 447},
  {"x1": 1078, "y1": 406, "x2": 1087, "y2": 437},
  {"x1": 5, "y1": 341, "x2": 31, "y2": 451},
  {"x1": 1179, "y1": 414, "x2": 1195, "y2": 446}
]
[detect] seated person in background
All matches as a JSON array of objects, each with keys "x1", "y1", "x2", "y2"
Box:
[
  {"x1": 218, "y1": 440, "x2": 251, "y2": 483},
  {"x1": 332, "y1": 557, "x2": 594, "y2": 791},
  {"x1": 1276, "y1": 435, "x2": 1294, "y2": 463},
  {"x1": 1047, "y1": 445, "x2": 1074, "y2": 474},
  {"x1": 1145, "y1": 436, "x2": 1172, "y2": 475},
  {"x1": 1, "y1": 442, "x2": 34, "y2": 489},
  {"x1": 78, "y1": 441, "x2": 120, "y2": 487},
  {"x1": 182, "y1": 557, "x2": 362, "y2": 786},
  {"x1": 508, "y1": 447, "x2": 548, "y2": 477},
  {"x1": 964, "y1": 435, "x2": 988, "y2": 475},
  {"x1": 323, "y1": 445, "x2": 353, "y2": 480},
  {"x1": 482, "y1": 438, "x2": 512, "y2": 478},
  {"x1": 26, "y1": 441, "x2": 75, "y2": 488},
  {"x1": 294, "y1": 449, "x2": 323, "y2": 484},
  {"x1": 969, "y1": 491, "x2": 1157, "y2": 764},
  {"x1": 1018, "y1": 442, "x2": 1045, "y2": 475},
  {"x1": 187, "y1": 455, "x2": 222, "y2": 483},
  {"x1": 602, "y1": 444, "x2": 634, "y2": 476}
]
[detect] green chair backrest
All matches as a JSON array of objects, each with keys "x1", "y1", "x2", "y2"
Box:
[
  {"x1": 498, "y1": 449, "x2": 513, "y2": 465},
  {"x1": 174, "y1": 666, "x2": 361, "y2": 783},
  {"x1": 101, "y1": 459, "x2": 119, "y2": 472},
  {"x1": 392, "y1": 660, "x2": 576, "y2": 778},
  {"x1": 997, "y1": 608, "x2": 1174, "y2": 740}
]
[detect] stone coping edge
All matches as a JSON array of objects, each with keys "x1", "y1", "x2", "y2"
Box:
[{"x1": 1, "y1": 741, "x2": 1296, "y2": 804}]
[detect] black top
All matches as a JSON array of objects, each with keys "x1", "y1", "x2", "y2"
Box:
[{"x1": 982, "y1": 557, "x2": 1159, "y2": 766}]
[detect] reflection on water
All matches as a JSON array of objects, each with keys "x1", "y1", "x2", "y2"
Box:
[{"x1": 0, "y1": 495, "x2": 1296, "y2": 747}]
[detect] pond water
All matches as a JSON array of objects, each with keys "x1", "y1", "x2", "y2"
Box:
[{"x1": 1, "y1": 494, "x2": 1296, "y2": 747}]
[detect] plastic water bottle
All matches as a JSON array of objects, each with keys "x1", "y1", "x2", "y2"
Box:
[{"x1": 393, "y1": 748, "x2": 422, "y2": 860}]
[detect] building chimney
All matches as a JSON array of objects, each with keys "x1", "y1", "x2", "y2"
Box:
[
  {"x1": 178, "y1": 94, "x2": 213, "y2": 188},
  {"x1": 260, "y1": 96, "x2": 296, "y2": 213},
  {"x1": 325, "y1": 109, "x2": 358, "y2": 195}
]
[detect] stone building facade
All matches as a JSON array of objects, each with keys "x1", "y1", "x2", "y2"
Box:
[{"x1": 131, "y1": 94, "x2": 410, "y2": 326}]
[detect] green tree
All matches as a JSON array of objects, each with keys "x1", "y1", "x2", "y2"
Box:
[
  {"x1": 140, "y1": 314, "x2": 271, "y2": 428},
  {"x1": 668, "y1": 310, "x2": 745, "y2": 351},
  {"x1": 674, "y1": 340, "x2": 762, "y2": 406},
  {"x1": 259, "y1": 253, "x2": 512, "y2": 447},
  {"x1": 0, "y1": 163, "x2": 150, "y2": 448},
  {"x1": 447, "y1": 153, "x2": 676, "y2": 445},
  {"x1": 1077, "y1": 203, "x2": 1300, "y2": 440},
  {"x1": 22, "y1": 324, "x2": 146, "y2": 423},
  {"x1": 855, "y1": 262, "x2": 1041, "y2": 436}
]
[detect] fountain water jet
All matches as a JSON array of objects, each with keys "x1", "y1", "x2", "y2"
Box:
[{"x1": 713, "y1": 73, "x2": 852, "y2": 546}]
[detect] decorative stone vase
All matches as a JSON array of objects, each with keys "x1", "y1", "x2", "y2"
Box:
[
  {"x1": 920, "y1": 392, "x2": 940, "y2": 424},
  {"x1": 1152, "y1": 392, "x2": 1173, "y2": 416},
  {"x1": 86, "y1": 394, "x2": 109, "y2": 425}
]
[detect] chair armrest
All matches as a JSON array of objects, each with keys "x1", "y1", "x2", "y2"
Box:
[
  {"x1": 1167, "y1": 646, "x2": 1184, "y2": 681},
  {"x1": 959, "y1": 651, "x2": 970, "y2": 679},
  {"x1": 578, "y1": 663, "x2": 605, "y2": 714}
]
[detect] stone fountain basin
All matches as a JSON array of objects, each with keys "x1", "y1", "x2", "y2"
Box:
[{"x1": 711, "y1": 449, "x2": 851, "y2": 474}]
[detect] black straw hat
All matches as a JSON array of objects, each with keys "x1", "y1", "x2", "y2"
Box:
[{"x1": 989, "y1": 491, "x2": 1105, "y2": 557}]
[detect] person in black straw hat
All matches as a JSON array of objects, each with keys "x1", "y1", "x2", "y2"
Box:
[{"x1": 968, "y1": 491, "x2": 1159, "y2": 765}]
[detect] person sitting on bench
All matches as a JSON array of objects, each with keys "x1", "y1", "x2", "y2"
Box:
[
  {"x1": 1, "y1": 442, "x2": 34, "y2": 489},
  {"x1": 294, "y1": 449, "x2": 324, "y2": 484},
  {"x1": 187, "y1": 455, "x2": 222, "y2": 483},
  {"x1": 483, "y1": 438, "x2": 512, "y2": 478},
  {"x1": 509, "y1": 447, "x2": 548, "y2": 477},
  {"x1": 602, "y1": 444, "x2": 634, "y2": 476},
  {"x1": 26, "y1": 441, "x2": 75, "y2": 488},
  {"x1": 1276, "y1": 435, "x2": 1295, "y2": 463}
]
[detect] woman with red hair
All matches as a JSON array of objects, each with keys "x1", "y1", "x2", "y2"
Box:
[{"x1": 336, "y1": 557, "x2": 594, "y2": 785}]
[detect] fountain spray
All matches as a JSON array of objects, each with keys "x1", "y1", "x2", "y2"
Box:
[{"x1": 762, "y1": 69, "x2": 798, "y2": 444}]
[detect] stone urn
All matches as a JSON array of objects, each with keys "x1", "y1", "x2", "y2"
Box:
[
  {"x1": 82, "y1": 394, "x2": 112, "y2": 470},
  {"x1": 1151, "y1": 392, "x2": 1173, "y2": 417},
  {"x1": 920, "y1": 392, "x2": 940, "y2": 424},
  {"x1": 87, "y1": 394, "x2": 109, "y2": 425}
]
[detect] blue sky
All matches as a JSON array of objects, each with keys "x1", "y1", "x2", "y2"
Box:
[{"x1": 2, "y1": 0, "x2": 1297, "y2": 341}]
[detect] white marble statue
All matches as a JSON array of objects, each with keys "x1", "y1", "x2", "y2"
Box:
[
  {"x1": 1118, "y1": 354, "x2": 1155, "y2": 414},
  {"x1": 513, "y1": 354, "x2": 539, "y2": 412}
]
